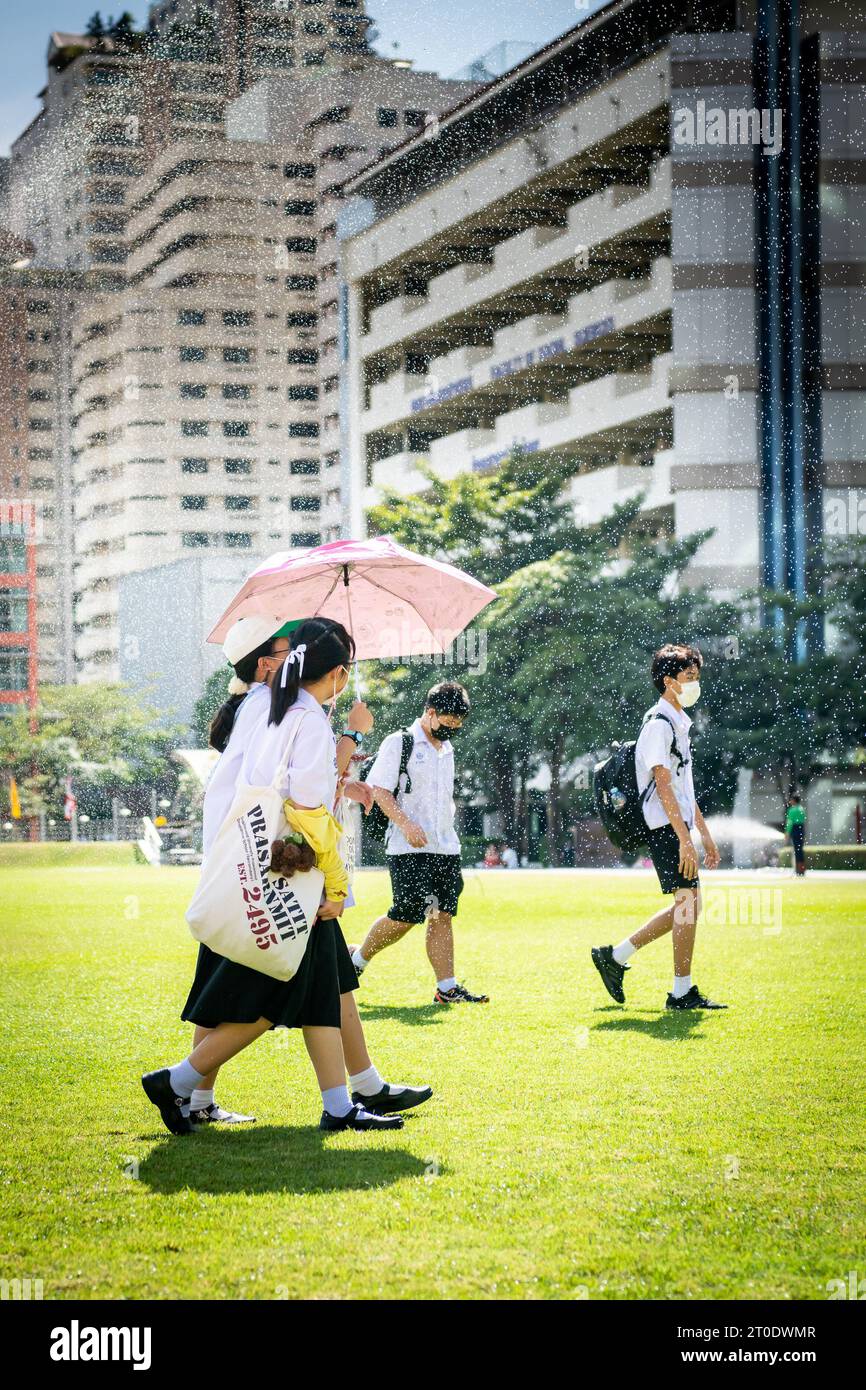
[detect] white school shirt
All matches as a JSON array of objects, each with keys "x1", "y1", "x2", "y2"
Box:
[
  {"x1": 366, "y1": 717, "x2": 460, "y2": 856},
  {"x1": 241, "y1": 686, "x2": 339, "y2": 810},
  {"x1": 201, "y1": 682, "x2": 270, "y2": 857},
  {"x1": 634, "y1": 697, "x2": 697, "y2": 831}
]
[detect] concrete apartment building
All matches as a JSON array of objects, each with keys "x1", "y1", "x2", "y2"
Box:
[
  {"x1": 339, "y1": 0, "x2": 866, "y2": 618},
  {"x1": 69, "y1": 52, "x2": 475, "y2": 681}
]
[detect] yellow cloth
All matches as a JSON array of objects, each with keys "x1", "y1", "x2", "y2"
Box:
[
  {"x1": 9, "y1": 777, "x2": 21, "y2": 819},
  {"x1": 283, "y1": 803, "x2": 348, "y2": 901}
]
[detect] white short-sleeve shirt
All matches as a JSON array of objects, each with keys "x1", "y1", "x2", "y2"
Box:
[
  {"x1": 201, "y1": 682, "x2": 270, "y2": 857},
  {"x1": 366, "y1": 717, "x2": 460, "y2": 856},
  {"x1": 634, "y1": 697, "x2": 697, "y2": 831},
  {"x1": 241, "y1": 686, "x2": 339, "y2": 810}
]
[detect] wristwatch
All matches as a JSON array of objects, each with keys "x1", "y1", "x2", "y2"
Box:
[{"x1": 341, "y1": 729, "x2": 364, "y2": 746}]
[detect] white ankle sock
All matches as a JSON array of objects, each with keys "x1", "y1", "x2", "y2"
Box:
[
  {"x1": 189, "y1": 1088, "x2": 214, "y2": 1111},
  {"x1": 612, "y1": 939, "x2": 636, "y2": 965},
  {"x1": 673, "y1": 975, "x2": 692, "y2": 998},
  {"x1": 437, "y1": 976, "x2": 457, "y2": 993},
  {"x1": 321, "y1": 1085, "x2": 353, "y2": 1118},
  {"x1": 168, "y1": 1059, "x2": 205, "y2": 1098},
  {"x1": 351, "y1": 949, "x2": 368, "y2": 972},
  {"x1": 348, "y1": 1064, "x2": 383, "y2": 1096}
]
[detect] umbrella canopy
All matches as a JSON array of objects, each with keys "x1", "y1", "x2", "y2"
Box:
[{"x1": 206, "y1": 536, "x2": 497, "y2": 661}]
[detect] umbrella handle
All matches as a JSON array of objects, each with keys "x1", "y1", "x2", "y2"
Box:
[{"x1": 342, "y1": 565, "x2": 363, "y2": 699}]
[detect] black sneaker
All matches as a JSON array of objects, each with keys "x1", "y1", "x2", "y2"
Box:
[
  {"x1": 141, "y1": 1068, "x2": 193, "y2": 1136},
  {"x1": 665, "y1": 985, "x2": 728, "y2": 1011},
  {"x1": 351, "y1": 1084, "x2": 432, "y2": 1115},
  {"x1": 319, "y1": 1104, "x2": 405, "y2": 1132},
  {"x1": 187, "y1": 1103, "x2": 256, "y2": 1125},
  {"x1": 591, "y1": 945, "x2": 629, "y2": 1004},
  {"x1": 434, "y1": 983, "x2": 489, "y2": 1004}
]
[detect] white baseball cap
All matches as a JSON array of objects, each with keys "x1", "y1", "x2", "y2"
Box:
[{"x1": 222, "y1": 615, "x2": 291, "y2": 667}]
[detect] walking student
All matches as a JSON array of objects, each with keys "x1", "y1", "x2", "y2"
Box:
[
  {"x1": 142, "y1": 618, "x2": 430, "y2": 1137},
  {"x1": 786, "y1": 794, "x2": 807, "y2": 876},
  {"x1": 351, "y1": 680, "x2": 488, "y2": 1005},
  {"x1": 591, "y1": 644, "x2": 727, "y2": 1012}
]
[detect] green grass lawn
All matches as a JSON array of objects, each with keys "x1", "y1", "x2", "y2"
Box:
[{"x1": 1, "y1": 865, "x2": 864, "y2": 1300}]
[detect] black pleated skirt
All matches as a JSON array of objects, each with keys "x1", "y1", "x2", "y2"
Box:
[{"x1": 181, "y1": 919, "x2": 359, "y2": 1031}]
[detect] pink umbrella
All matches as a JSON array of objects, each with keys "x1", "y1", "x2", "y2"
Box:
[{"x1": 206, "y1": 537, "x2": 497, "y2": 669}]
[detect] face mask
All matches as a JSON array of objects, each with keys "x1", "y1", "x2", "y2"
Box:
[
  {"x1": 432, "y1": 721, "x2": 461, "y2": 741},
  {"x1": 676, "y1": 680, "x2": 701, "y2": 708}
]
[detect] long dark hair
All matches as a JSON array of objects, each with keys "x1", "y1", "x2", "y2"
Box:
[
  {"x1": 269, "y1": 617, "x2": 355, "y2": 726},
  {"x1": 209, "y1": 635, "x2": 281, "y2": 752}
]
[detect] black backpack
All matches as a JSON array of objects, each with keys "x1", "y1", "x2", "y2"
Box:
[
  {"x1": 357, "y1": 730, "x2": 414, "y2": 842},
  {"x1": 593, "y1": 712, "x2": 685, "y2": 855}
]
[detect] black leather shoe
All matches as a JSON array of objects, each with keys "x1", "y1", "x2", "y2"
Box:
[
  {"x1": 141, "y1": 1069, "x2": 193, "y2": 1135},
  {"x1": 351, "y1": 1084, "x2": 432, "y2": 1115},
  {"x1": 319, "y1": 1104, "x2": 404, "y2": 1132},
  {"x1": 591, "y1": 945, "x2": 629, "y2": 1003},
  {"x1": 666, "y1": 985, "x2": 728, "y2": 1010}
]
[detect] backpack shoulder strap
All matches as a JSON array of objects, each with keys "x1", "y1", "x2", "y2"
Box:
[
  {"x1": 398, "y1": 729, "x2": 414, "y2": 793},
  {"x1": 650, "y1": 712, "x2": 686, "y2": 772}
]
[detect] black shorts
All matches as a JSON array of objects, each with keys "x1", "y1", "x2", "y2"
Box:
[
  {"x1": 647, "y1": 825, "x2": 700, "y2": 895},
  {"x1": 387, "y1": 853, "x2": 464, "y2": 924}
]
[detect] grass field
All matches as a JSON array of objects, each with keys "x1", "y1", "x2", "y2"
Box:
[{"x1": 1, "y1": 864, "x2": 864, "y2": 1301}]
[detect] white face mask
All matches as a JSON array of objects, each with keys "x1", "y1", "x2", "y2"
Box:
[{"x1": 677, "y1": 679, "x2": 701, "y2": 708}]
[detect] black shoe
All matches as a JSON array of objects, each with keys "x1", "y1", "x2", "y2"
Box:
[
  {"x1": 351, "y1": 1083, "x2": 432, "y2": 1115},
  {"x1": 141, "y1": 1068, "x2": 193, "y2": 1136},
  {"x1": 319, "y1": 1104, "x2": 405, "y2": 1132},
  {"x1": 591, "y1": 945, "x2": 629, "y2": 1004},
  {"x1": 434, "y1": 983, "x2": 489, "y2": 1004},
  {"x1": 665, "y1": 985, "x2": 728, "y2": 1011},
  {"x1": 187, "y1": 1103, "x2": 257, "y2": 1125}
]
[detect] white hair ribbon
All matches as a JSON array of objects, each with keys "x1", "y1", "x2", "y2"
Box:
[{"x1": 279, "y1": 643, "x2": 307, "y2": 689}]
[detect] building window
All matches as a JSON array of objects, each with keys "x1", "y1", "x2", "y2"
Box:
[
  {"x1": 224, "y1": 458, "x2": 252, "y2": 474},
  {"x1": 303, "y1": 50, "x2": 325, "y2": 65},
  {"x1": 284, "y1": 163, "x2": 316, "y2": 179},
  {"x1": 225, "y1": 496, "x2": 252, "y2": 510},
  {"x1": 181, "y1": 420, "x2": 209, "y2": 436},
  {"x1": 290, "y1": 459, "x2": 319, "y2": 475},
  {"x1": 405, "y1": 109, "x2": 427, "y2": 128},
  {"x1": 291, "y1": 531, "x2": 320, "y2": 547},
  {"x1": 223, "y1": 309, "x2": 253, "y2": 327},
  {"x1": 288, "y1": 384, "x2": 318, "y2": 400},
  {"x1": 180, "y1": 346, "x2": 206, "y2": 362},
  {"x1": 291, "y1": 496, "x2": 320, "y2": 511},
  {"x1": 285, "y1": 237, "x2": 317, "y2": 254},
  {"x1": 223, "y1": 347, "x2": 251, "y2": 364},
  {"x1": 289, "y1": 422, "x2": 319, "y2": 438},
  {"x1": 182, "y1": 532, "x2": 209, "y2": 547},
  {"x1": 286, "y1": 274, "x2": 317, "y2": 290},
  {"x1": 377, "y1": 108, "x2": 398, "y2": 128},
  {"x1": 180, "y1": 383, "x2": 207, "y2": 399},
  {"x1": 285, "y1": 200, "x2": 316, "y2": 217},
  {"x1": 178, "y1": 308, "x2": 205, "y2": 325},
  {"x1": 287, "y1": 312, "x2": 318, "y2": 328},
  {"x1": 182, "y1": 495, "x2": 207, "y2": 510},
  {"x1": 224, "y1": 421, "x2": 250, "y2": 437},
  {"x1": 224, "y1": 532, "x2": 252, "y2": 548},
  {"x1": 287, "y1": 348, "x2": 318, "y2": 364},
  {"x1": 223, "y1": 384, "x2": 251, "y2": 400},
  {"x1": 181, "y1": 458, "x2": 208, "y2": 473}
]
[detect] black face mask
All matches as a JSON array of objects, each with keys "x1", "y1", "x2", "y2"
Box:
[{"x1": 432, "y1": 721, "x2": 462, "y2": 741}]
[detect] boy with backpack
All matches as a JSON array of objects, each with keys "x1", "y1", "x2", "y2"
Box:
[
  {"x1": 591, "y1": 644, "x2": 726, "y2": 1011},
  {"x1": 350, "y1": 681, "x2": 489, "y2": 1005}
]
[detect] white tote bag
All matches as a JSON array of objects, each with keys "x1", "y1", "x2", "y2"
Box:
[{"x1": 186, "y1": 712, "x2": 325, "y2": 981}]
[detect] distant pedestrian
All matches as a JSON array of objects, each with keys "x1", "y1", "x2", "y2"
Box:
[{"x1": 786, "y1": 795, "x2": 807, "y2": 876}]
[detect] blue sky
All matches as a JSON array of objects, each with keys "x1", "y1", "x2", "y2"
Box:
[{"x1": 0, "y1": 1, "x2": 604, "y2": 156}]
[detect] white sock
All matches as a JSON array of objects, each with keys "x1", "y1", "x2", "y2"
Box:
[
  {"x1": 351, "y1": 949, "x2": 368, "y2": 973},
  {"x1": 348, "y1": 1064, "x2": 383, "y2": 1097},
  {"x1": 168, "y1": 1059, "x2": 205, "y2": 1098},
  {"x1": 189, "y1": 1088, "x2": 214, "y2": 1112},
  {"x1": 437, "y1": 976, "x2": 457, "y2": 993},
  {"x1": 320, "y1": 1084, "x2": 353, "y2": 1118},
  {"x1": 612, "y1": 939, "x2": 636, "y2": 965},
  {"x1": 672, "y1": 975, "x2": 692, "y2": 999}
]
